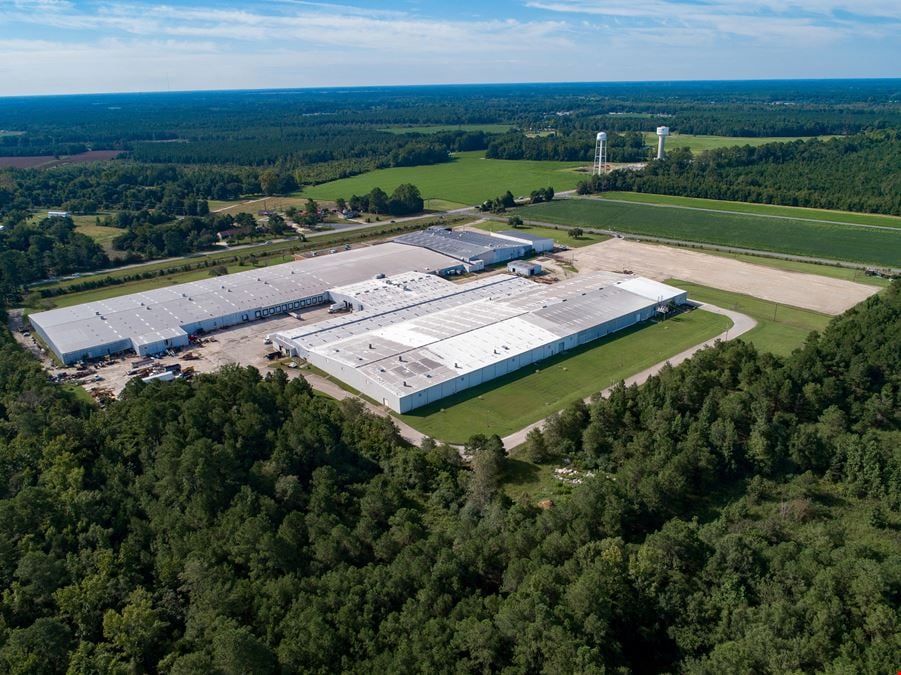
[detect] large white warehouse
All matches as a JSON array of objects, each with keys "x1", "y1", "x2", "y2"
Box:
[
  {"x1": 272, "y1": 271, "x2": 688, "y2": 413},
  {"x1": 30, "y1": 243, "x2": 463, "y2": 364},
  {"x1": 394, "y1": 227, "x2": 550, "y2": 268}
]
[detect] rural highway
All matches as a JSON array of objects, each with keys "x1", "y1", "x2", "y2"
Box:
[{"x1": 296, "y1": 303, "x2": 756, "y2": 452}]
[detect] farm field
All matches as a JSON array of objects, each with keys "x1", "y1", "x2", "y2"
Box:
[
  {"x1": 597, "y1": 191, "x2": 901, "y2": 229},
  {"x1": 0, "y1": 150, "x2": 121, "y2": 169},
  {"x1": 398, "y1": 309, "x2": 730, "y2": 443},
  {"x1": 379, "y1": 124, "x2": 515, "y2": 134},
  {"x1": 303, "y1": 151, "x2": 587, "y2": 206},
  {"x1": 641, "y1": 132, "x2": 835, "y2": 153},
  {"x1": 667, "y1": 280, "x2": 832, "y2": 356},
  {"x1": 472, "y1": 222, "x2": 607, "y2": 248},
  {"x1": 520, "y1": 198, "x2": 901, "y2": 267}
]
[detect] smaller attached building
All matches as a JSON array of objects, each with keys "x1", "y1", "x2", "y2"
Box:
[
  {"x1": 493, "y1": 230, "x2": 554, "y2": 253},
  {"x1": 507, "y1": 261, "x2": 542, "y2": 277},
  {"x1": 395, "y1": 227, "x2": 532, "y2": 267}
]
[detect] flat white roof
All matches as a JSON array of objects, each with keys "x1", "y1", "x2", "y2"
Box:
[
  {"x1": 30, "y1": 243, "x2": 461, "y2": 358},
  {"x1": 284, "y1": 272, "x2": 686, "y2": 398}
]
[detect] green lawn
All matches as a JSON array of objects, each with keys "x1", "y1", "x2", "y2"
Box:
[
  {"x1": 501, "y1": 459, "x2": 572, "y2": 503},
  {"x1": 74, "y1": 223, "x2": 122, "y2": 247},
  {"x1": 398, "y1": 309, "x2": 730, "y2": 443},
  {"x1": 598, "y1": 191, "x2": 901, "y2": 229},
  {"x1": 379, "y1": 124, "x2": 515, "y2": 135},
  {"x1": 473, "y1": 222, "x2": 607, "y2": 248},
  {"x1": 642, "y1": 132, "x2": 836, "y2": 153},
  {"x1": 667, "y1": 280, "x2": 833, "y2": 356},
  {"x1": 520, "y1": 199, "x2": 901, "y2": 268},
  {"x1": 303, "y1": 151, "x2": 587, "y2": 206}
]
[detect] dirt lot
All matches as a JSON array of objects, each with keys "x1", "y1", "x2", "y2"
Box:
[
  {"x1": 0, "y1": 150, "x2": 121, "y2": 169},
  {"x1": 563, "y1": 238, "x2": 878, "y2": 315}
]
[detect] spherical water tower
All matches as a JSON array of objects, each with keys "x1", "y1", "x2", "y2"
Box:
[
  {"x1": 593, "y1": 131, "x2": 608, "y2": 176},
  {"x1": 656, "y1": 126, "x2": 670, "y2": 160}
]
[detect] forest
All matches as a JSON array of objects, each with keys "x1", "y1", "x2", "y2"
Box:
[
  {"x1": 0, "y1": 81, "x2": 898, "y2": 304},
  {"x1": 578, "y1": 131, "x2": 901, "y2": 215},
  {"x1": 486, "y1": 131, "x2": 647, "y2": 162},
  {"x1": 0, "y1": 229, "x2": 897, "y2": 675},
  {"x1": 1, "y1": 81, "x2": 899, "y2": 160},
  {"x1": 0, "y1": 216, "x2": 110, "y2": 300}
]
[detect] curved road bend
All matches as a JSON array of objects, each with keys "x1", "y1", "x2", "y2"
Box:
[{"x1": 290, "y1": 303, "x2": 756, "y2": 450}]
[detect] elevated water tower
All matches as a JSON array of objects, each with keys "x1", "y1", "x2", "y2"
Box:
[
  {"x1": 656, "y1": 126, "x2": 670, "y2": 160},
  {"x1": 593, "y1": 131, "x2": 608, "y2": 176}
]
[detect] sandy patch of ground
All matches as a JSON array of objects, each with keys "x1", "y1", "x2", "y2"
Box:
[{"x1": 566, "y1": 238, "x2": 878, "y2": 315}]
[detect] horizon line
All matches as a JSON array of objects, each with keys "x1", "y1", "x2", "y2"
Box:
[{"x1": 2, "y1": 76, "x2": 899, "y2": 101}]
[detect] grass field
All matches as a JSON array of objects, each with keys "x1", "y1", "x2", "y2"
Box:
[
  {"x1": 472, "y1": 221, "x2": 607, "y2": 248},
  {"x1": 380, "y1": 124, "x2": 515, "y2": 134},
  {"x1": 598, "y1": 192, "x2": 901, "y2": 229},
  {"x1": 520, "y1": 199, "x2": 901, "y2": 268},
  {"x1": 668, "y1": 280, "x2": 832, "y2": 356},
  {"x1": 28, "y1": 211, "x2": 124, "y2": 252},
  {"x1": 303, "y1": 151, "x2": 587, "y2": 207},
  {"x1": 74, "y1": 223, "x2": 122, "y2": 248},
  {"x1": 208, "y1": 196, "x2": 316, "y2": 216},
  {"x1": 641, "y1": 132, "x2": 835, "y2": 153},
  {"x1": 502, "y1": 459, "x2": 570, "y2": 503},
  {"x1": 398, "y1": 309, "x2": 730, "y2": 443}
]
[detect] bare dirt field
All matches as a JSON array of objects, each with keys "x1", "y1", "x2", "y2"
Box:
[
  {"x1": 565, "y1": 239, "x2": 878, "y2": 315},
  {"x1": 0, "y1": 150, "x2": 121, "y2": 169}
]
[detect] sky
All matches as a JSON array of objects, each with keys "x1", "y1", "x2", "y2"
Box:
[{"x1": 0, "y1": 0, "x2": 898, "y2": 96}]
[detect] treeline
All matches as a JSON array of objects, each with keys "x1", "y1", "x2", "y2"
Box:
[
  {"x1": 2, "y1": 82, "x2": 898, "y2": 160},
  {"x1": 108, "y1": 211, "x2": 289, "y2": 259},
  {"x1": 487, "y1": 130, "x2": 647, "y2": 162},
  {"x1": 347, "y1": 183, "x2": 424, "y2": 216},
  {"x1": 130, "y1": 132, "x2": 454, "y2": 170},
  {"x1": 0, "y1": 164, "x2": 261, "y2": 220},
  {"x1": 0, "y1": 217, "x2": 109, "y2": 299},
  {"x1": 578, "y1": 131, "x2": 901, "y2": 215},
  {"x1": 0, "y1": 247, "x2": 896, "y2": 671}
]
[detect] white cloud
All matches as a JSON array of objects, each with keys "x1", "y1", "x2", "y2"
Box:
[{"x1": 0, "y1": 0, "x2": 896, "y2": 94}]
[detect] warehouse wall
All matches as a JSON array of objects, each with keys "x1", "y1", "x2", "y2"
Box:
[{"x1": 135, "y1": 334, "x2": 190, "y2": 357}]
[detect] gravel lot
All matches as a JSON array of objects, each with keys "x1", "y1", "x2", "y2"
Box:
[{"x1": 565, "y1": 238, "x2": 879, "y2": 315}]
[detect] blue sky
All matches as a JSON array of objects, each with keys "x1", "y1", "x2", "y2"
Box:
[{"x1": 0, "y1": 0, "x2": 898, "y2": 95}]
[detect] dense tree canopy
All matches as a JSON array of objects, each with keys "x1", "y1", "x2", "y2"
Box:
[
  {"x1": 0, "y1": 216, "x2": 108, "y2": 299},
  {"x1": 0, "y1": 276, "x2": 897, "y2": 672},
  {"x1": 578, "y1": 131, "x2": 901, "y2": 215}
]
